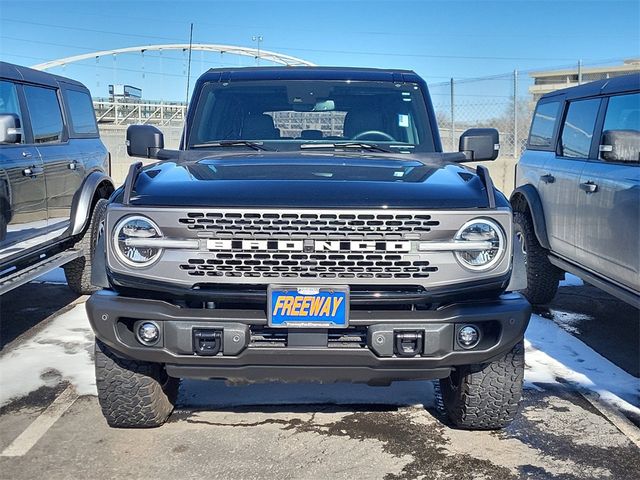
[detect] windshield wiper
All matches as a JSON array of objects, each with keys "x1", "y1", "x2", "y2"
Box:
[
  {"x1": 300, "y1": 142, "x2": 392, "y2": 153},
  {"x1": 191, "y1": 140, "x2": 268, "y2": 151}
]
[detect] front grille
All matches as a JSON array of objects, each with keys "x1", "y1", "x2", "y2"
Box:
[
  {"x1": 177, "y1": 210, "x2": 440, "y2": 280},
  {"x1": 178, "y1": 212, "x2": 439, "y2": 239},
  {"x1": 179, "y1": 253, "x2": 438, "y2": 280},
  {"x1": 107, "y1": 206, "x2": 512, "y2": 289}
]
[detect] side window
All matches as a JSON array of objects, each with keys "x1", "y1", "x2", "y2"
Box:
[
  {"x1": 65, "y1": 89, "x2": 98, "y2": 136},
  {"x1": 599, "y1": 92, "x2": 640, "y2": 163},
  {"x1": 0, "y1": 80, "x2": 25, "y2": 144},
  {"x1": 528, "y1": 101, "x2": 560, "y2": 149},
  {"x1": 560, "y1": 98, "x2": 600, "y2": 158},
  {"x1": 23, "y1": 85, "x2": 64, "y2": 144}
]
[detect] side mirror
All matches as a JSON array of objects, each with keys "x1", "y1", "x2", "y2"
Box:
[
  {"x1": 126, "y1": 125, "x2": 164, "y2": 158},
  {"x1": 458, "y1": 128, "x2": 500, "y2": 161},
  {"x1": 599, "y1": 130, "x2": 640, "y2": 163},
  {"x1": 0, "y1": 114, "x2": 23, "y2": 144}
]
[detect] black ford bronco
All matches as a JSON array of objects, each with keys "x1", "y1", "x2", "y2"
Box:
[{"x1": 87, "y1": 67, "x2": 531, "y2": 429}]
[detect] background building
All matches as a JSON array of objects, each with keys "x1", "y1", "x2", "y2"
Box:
[{"x1": 529, "y1": 59, "x2": 640, "y2": 101}]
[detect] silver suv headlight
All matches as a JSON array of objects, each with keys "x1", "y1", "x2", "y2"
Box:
[
  {"x1": 113, "y1": 216, "x2": 163, "y2": 267},
  {"x1": 453, "y1": 218, "x2": 505, "y2": 271}
]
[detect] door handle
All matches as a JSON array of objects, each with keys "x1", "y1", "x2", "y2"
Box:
[
  {"x1": 540, "y1": 174, "x2": 555, "y2": 184},
  {"x1": 579, "y1": 181, "x2": 598, "y2": 194},
  {"x1": 22, "y1": 166, "x2": 44, "y2": 177},
  {"x1": 21, "y1": 151, "x2": 32, "y2": 158}
]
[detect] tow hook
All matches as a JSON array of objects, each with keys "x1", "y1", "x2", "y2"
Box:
[
  {"x1": 193, "y1": 329, "x2": 223, "y2": 356},
  {"x1": 394, "y1": 330, "x2": 424, "y2": 357}
]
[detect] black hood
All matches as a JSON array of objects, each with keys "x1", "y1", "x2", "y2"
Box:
[{"x1": 126, "y1": 151, "x2": 495, "y2": 209}]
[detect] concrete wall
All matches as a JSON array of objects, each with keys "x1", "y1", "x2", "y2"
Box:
[
  {"x1": 468, "y1": 156, "x2": 517, "y2": 196},
  {"x1": 99, "y1": 125, "x2": 183, "y2": 185},
  {"x1": 100, "y1": 125, "x2": 517, "y2": 196}
]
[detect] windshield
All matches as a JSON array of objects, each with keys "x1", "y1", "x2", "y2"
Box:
[{"x1": 187, "y1": 79, "x2": 435, "y2": 152}]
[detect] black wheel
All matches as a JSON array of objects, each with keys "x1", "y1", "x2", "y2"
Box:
[
  {"x1": 63, "y1": 198, "x2": 108, "y2": 295},
  {"x1": 95, "y1": 339, "x2": 179, "y2": 428},
  {"x1": 439, "y1": 341, "x2": 525, "y2": 430},
  {"x1": 513, "y1": 211, "x2": 561, "y2": 305}
]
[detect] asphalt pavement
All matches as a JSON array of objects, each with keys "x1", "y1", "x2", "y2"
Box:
[{"x1": 0, "y1": 277, "x2": 638, "y2": 480}]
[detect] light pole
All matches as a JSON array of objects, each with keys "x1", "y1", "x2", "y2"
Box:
[{"x1": 252, "y1": 35, "x2": 263, "y2": 65}]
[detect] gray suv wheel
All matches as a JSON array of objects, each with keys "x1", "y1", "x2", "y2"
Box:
[{"x1": 513, "y1": 211, "x2": 561, "y2": 305}]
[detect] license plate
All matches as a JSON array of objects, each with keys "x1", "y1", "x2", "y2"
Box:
[{"x1": 268, "y1": 286, "x2": 349, "y2": 328}]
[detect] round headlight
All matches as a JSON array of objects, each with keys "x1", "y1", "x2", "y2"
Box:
[
  {"x1": 113, "y1": 216, "x2": 162, "y2": 267},
  {"x1": 454, "y1": 219, "x2": 505, "y2": 271}
]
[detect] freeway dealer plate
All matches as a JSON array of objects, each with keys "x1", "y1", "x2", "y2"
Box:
[{"x1": 268, "y1": 286, "x2": 349, "y2": 328}]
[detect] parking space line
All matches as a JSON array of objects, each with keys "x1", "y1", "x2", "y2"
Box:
[
  {"x1": 579, "y1": 390, "x2": 640, "y2": 449},
  {"x1": 1, "y1": 385, "x2": 78, "y2": 457}
]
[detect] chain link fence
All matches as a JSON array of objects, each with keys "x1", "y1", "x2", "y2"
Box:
[
  {"x1": 429, "y1": 71, "x2": 534, "y2": 194},
  {"x1": 429, "y1": 59, "x2": 640, "y2": 193}
]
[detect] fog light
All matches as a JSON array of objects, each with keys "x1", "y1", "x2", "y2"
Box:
[
  {"x1": 458, "y1": 325, "x2": 480, "y2": 349},
  {"x1": 137, "y1": 322, "x2": 160, "y2": 345}
]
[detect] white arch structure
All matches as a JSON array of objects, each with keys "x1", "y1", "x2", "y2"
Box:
[{"x1": 31, "y1": 43, "x2": 316, "y2": 70}]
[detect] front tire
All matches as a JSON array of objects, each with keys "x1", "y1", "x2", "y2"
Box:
[
  {"x1": 64, "y1": 198, "x2": 108, "y2": 295},
  {"x1": 513, "y1": 211, "x2": 561, "y2": 305},
  {"x1": 439, "y1": 341, "x2": 525, "y2": 430},
  {"x1": 95, "y1": 339, "x2": 179, "y2": 428}
]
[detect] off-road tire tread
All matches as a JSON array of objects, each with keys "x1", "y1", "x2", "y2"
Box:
[
  {"x1": 439, "y1": 341, "x2": 525, "y2": 430},
  {"x1": 64, "y1": 198, "x2": 108, "y2": 295},
  {"x1": 513, "y1": 211, "x2": 560, "y2": 305},
  {"x1": 95, "y1": 338, "x2": 178, "y2": 428}
]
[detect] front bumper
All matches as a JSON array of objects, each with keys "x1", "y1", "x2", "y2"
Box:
[{"x1": 86, "y1": 290, "x2": 531, "y2": 385}]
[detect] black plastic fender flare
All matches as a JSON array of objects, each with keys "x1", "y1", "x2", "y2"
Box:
[
  {"x1": 0, "y1": 168, "x2": 12, "y2": 226},
  {"x1": 509, "y1": 184, "x2": 550, "y2": 250},
  {"x1": 69, "y1": 171, "x2": 114, "y2": 236}
]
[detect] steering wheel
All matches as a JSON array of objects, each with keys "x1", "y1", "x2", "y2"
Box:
[{"x1": 352, "y1": 130, "x2": 396, "y2": 142}]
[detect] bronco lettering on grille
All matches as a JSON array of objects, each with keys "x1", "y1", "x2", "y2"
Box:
[{"x1": 206, "y1": 239, "x2": 412, "y2": 252}]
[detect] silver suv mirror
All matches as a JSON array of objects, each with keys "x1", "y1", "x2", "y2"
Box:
[{"x1": 0, "y1": 114, "x2": 23, "y2": 144}]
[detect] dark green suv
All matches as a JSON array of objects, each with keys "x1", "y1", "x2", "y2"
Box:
[{"x1": 0, "y1": 61, "x2": 114, "y2": 295}]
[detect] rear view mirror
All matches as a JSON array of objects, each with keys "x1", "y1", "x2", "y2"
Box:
[
  {"x1": 126, "y1": 125, "x2": 164, "y2": 158},
  {"x1": 312, "y1": 100, "x2": 335, "y2": 112},
  {"x1": 0, "y1": 114, "x2": 23, "y2": 144},
  {"x1": 600, "y1": 130, "x2": 640, "y2": 163},
  {"x1": 458, "y1": 128, "x2": 500, "y2": 161}
]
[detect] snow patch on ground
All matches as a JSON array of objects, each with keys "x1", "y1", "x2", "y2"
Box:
[
  {"x1": 547, "y1": 309, "x2": 593, "y2": 334},
  {"x1": 0, "y1": 303, "x2": 95, "y2": 407},
  {"x1": 32, "y1": 267, "x2": 67, "y2": 285},
  {"x1": 560, "y1": 273, "x2": 584, "y2": 287},
  {"x1": 525, "y1": 314, "x2": 640, "y2": 415}
]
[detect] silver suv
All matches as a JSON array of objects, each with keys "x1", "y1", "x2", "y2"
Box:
[{"x1": 511, "y1": 73, "x2": 639, "y2": 307}]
